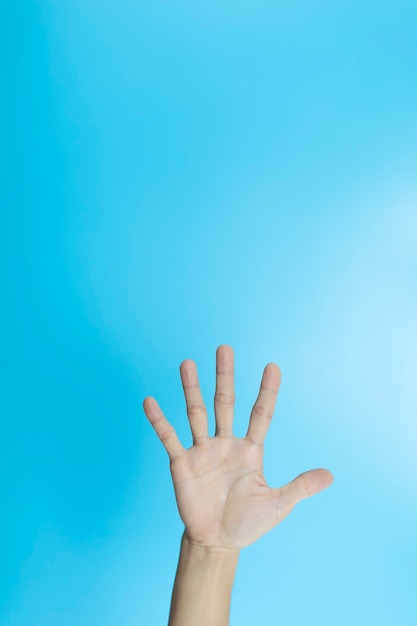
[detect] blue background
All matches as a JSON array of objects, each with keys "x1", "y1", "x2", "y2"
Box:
[{"x1": 1, "y1": 1, "x2": 417, "y2": 624}]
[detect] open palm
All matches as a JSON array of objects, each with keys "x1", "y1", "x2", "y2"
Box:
[{"x1": 143, "y1": 345, "x2": 333, "y2": 552}]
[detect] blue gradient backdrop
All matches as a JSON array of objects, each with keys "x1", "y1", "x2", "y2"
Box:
[{"x1": 1, "y1": 1, "x2": 417, "y2": 624}]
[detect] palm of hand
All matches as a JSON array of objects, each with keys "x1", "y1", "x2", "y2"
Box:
[
  {"x1": 144, "y1": 345, "x2": 333, "y2": 552},
  {"x1": 171, "y1": 437, "x2": 278, "y2": 551}
]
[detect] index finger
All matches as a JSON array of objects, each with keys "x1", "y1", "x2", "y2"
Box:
[{"x1": 143, "y1": 396, "x2": 186, "y2": 462}]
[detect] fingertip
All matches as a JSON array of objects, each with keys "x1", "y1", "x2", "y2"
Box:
[
  {"x1": 319, "y1": 468, "x2": 334, "y2": 482},
  {"x1": 273, "y1": 363, "x2": 282, "y2": 379},
  {"x1": 143, "y1": 396, "x2": 155, "y2": 413},
  {"x1": 312, "y1": 468, "x2": 335, "y2": 493},
  {"x1": 265, "y1": 362, "x2": 282, "y2": 385},
  {"x1": 217, "y1": 343, "x2": 233, "y2": 351},
  {"x1": 217, "y1": 344, "x2": 234, "y2": 360}
]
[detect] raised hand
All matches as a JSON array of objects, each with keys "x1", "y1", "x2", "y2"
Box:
[{"x1": 143, "y1": 345, "x2": 333, "y2": 553}]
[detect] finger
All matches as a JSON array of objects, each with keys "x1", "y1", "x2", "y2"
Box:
[
  {"x1": 245, "y1": 363, "x2": 281, "y2": 447},
  {"x1": 214, "y1": 344, "x2": 235, "y2": 438},
  {"x1": 274, "y1": 469, "x2": 334, "y2": 521},
  {"x1": 143, "y1": 396, "x2": 186, "y2": 462},
  {"x1": 180, "y1": 359, "x2": 209, "y2": 444}
]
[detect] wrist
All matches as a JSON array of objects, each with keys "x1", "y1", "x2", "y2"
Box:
[{"x1": 182, "y1": 530, "x2": 241, "y2": 559}]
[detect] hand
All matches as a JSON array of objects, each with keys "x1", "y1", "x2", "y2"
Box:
[{"x1": 143, "y1": 345, "x2": 333, "y2": 553}]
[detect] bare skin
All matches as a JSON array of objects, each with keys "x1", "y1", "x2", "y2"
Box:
[{"x1": 143, "y1": 344, "x2": 334, "y2": 624}]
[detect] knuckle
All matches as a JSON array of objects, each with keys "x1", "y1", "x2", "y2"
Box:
[
  {"x1": 159, "y1": 427, "x2": 174, "y2": 442},
  {"x1": 187, "y1": 404, "x2": 206, "y2": 418},
  {"x1": 214, "y1": 392, "x2": 235, "y2": 406},
  {"x1": 253, "y1": 404, "x2": 273, "y2": 420},
  {"x1": 216, "y1": 427, "x2": 233, "y2": 436}
]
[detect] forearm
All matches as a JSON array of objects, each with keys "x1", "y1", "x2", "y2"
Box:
[{"x1": 168, "y1": 531, "x2": 240, "y2": 626}]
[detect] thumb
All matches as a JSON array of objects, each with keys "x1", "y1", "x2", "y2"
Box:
[{"x1": 273, "y1": 468, "x2": 334, "y2": 520}]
